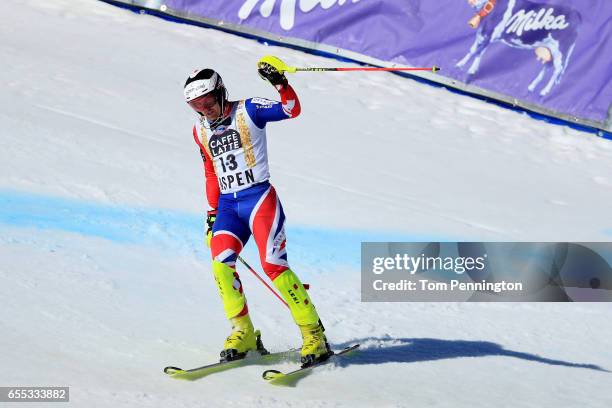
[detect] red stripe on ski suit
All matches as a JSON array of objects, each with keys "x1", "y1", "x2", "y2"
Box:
[
  {"x1": 251, "y1": 186, "x2": 289, "y2": 281},
  {"x1": 193, "y1": 126, "x2": 220, "y2": 215}
]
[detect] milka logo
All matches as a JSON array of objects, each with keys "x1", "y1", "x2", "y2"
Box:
[
  {"x1": 506, "y1": 8, "x2": 570, "y2": 36},
  {"x1": 239, "y1": 0, "x2": 361, "y2": 30}
]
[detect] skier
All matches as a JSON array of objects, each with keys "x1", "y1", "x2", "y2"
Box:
[{"x1": 183, "y1": 57, "x2": 331, "y2": 367}]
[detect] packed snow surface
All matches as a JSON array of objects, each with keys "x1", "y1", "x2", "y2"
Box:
[{"x1": 1, "y1": 0, "x2": 611, "y2": 407}]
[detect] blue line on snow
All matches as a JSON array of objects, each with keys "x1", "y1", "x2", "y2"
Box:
[{"x1": 0, "y1": 190, "x2": 447, "y2": 267}]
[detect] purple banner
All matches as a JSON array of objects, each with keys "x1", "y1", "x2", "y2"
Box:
[{"x1": 162, "y1": 0, "x2": 611, "y2": 129}]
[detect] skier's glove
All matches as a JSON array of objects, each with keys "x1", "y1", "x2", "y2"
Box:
[
  {"x1": 205, "y1": 212, "x2": 216, "y2": 248},
  {"x1": 258, "y1": 62, "x2": 288, "y2": 89}
]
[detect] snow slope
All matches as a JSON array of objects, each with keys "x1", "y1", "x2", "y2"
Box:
[{"x1": 1, "y1": 0, "x2": 611, "y2": 407}]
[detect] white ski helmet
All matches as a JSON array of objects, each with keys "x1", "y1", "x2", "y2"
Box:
[{"x1": 183, "y1": 68, "x2": 227, "y2": 103}]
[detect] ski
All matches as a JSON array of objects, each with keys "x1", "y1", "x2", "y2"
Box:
[
  {"x1": 164, "y1": 348, "x2": 299, "y2": 381},
  {"x1": 262, "y1": 344, "x2": 360, "y2": 386}
]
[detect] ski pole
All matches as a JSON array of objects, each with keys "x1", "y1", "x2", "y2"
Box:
[
  {"x1": 237, "y1": 255, "x2": 289, "y2": 309},
  {"x1": 292, "y1": 66, "x2": 440, "y2": 73},
  {"x1": 258, "y1": 55, "x2": 440, "y2": 74}
]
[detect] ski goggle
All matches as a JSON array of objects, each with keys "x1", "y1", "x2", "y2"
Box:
[{"x1": 187, "y1": 93, "x2": 218, "y2": 112}]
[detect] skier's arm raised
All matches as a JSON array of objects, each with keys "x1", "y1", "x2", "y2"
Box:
[{"x1": 245, "y1": 62, "x2": 301, "y2": 128}]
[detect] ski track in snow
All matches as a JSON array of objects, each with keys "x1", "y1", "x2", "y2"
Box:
[
  {"x1": 34, "y1": 104, "x2": 180, "y2": 148},
  {"x1": 1, "y1": 0, "x2": 612, "y2": 407}
]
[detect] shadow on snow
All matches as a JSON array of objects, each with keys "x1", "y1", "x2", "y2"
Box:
[{"x1": 275, "y1": 337, "x2": 608, "y2": 387}]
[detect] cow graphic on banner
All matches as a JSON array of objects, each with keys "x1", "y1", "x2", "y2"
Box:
[{"x1": 456, "y1": 0, "x2": 581, "y2": 96}]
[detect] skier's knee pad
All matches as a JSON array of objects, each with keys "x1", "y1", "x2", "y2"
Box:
[
  {"x1": 272, "y1": 269, "x2": 320, "y2": 326},
  {"x1": 212, "y1": 261, "x2": 246, "y2": 319}
]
